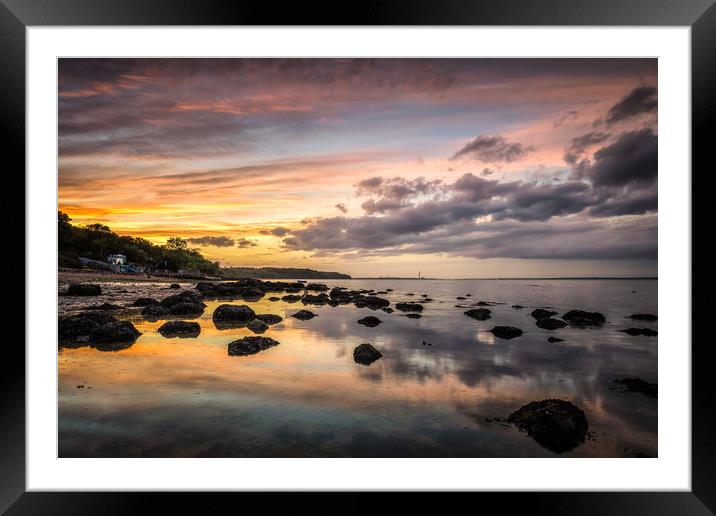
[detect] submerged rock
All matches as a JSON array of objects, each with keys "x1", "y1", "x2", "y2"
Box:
[
  {"x1": 613, "y1": 377, "x2": 657, "y2": 398},
  {"x1": 292, "y1": 309, "x2": 317, "y2": 321},
  {"x1": 629, "y1": 313, "x2": 657, "y2": 321},
  {"x1": 536, "y1": 318, "x2": 567, "y2": 330},
  {"x1": 490, "y1": 326, "x2": 523, "y2": 340},
  {"x1": 562, "y1": 309, "x2": 605, "y2": 326},
  {"x1": 464, "y1": 308, "x2": 491, "y2": 320},
  {"x1": 618, "y1": 328, "x2": 658, "y2": 337},
  {"x1": 547, "y1": 336, "x2": 565, "y2": 343},
  {"x1": 353, "y1": 343, "x2": 383, "y2": 365},
  {"x1": 247, "y1": 318, "x2": 269, "y2": 334},
  {"x1": 67, "y1": 283, "x2": 102, "y2": 296},
  {"x1": 133, "y1": 297, "x2": 159, "y2": 307},
  {"x1": 88, "y1": 320, "x2": 141, "y2": 347},
  {"x1": 212, "y1": 304, "x2": 256, "y2": 326},
  {"x1": 228, "y1": 336, "x2": 279, "y2": 356},
  {"x1": 357, "y1": 316, "x2": 382, "y2": 327},
  {"x1": 158, "y1": 320, "x2": 200, "y2": 338},
  {"x1": 256, "y1": 313, "x2": 283, "y2": 325},
  {"x1": 531, "y1": 308, "x2": 557, "y2": 320},
  {"x1": 395, "y1": 302, "x2": 424, "y2": 313},
  {"x1": 507, "y1": 399, "x2": 589, "y2": 453}
]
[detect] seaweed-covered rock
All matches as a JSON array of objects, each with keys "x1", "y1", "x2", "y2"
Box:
[
  {"x1": 133, "y1": 297, "x2": 159, "y2": 307},
  {"x1": 562, "y1": 310, "x2": 605, "y2": 326},
  {"x1": 353, "y1": 343, "x2": 383, "y2": 365},
  {"x1": 158, "y1": 320, "x2": 200, "y2": 338},
  {"x1": 67, "y1": 283, "x2": 102, "y2": 296},
  {"x1": 536, "y1": 318, "x2": 567, "y2": 330},
  {"x1": 212, "y1": 304, "x2": 256, "y2": 325},
  {"x1": 531, "y1": 308, "x2": 557, "y2": 320},
  {"x1": 613, "y1": 378, "x2": 657, "y2": 398},
  {"x1": 357, "y1": 316, "x2": 382, "y2": 327},
  {"x1": 88, "y1": 320, "x2": 141, "y2": 346},
  {"x1": 256, "y1": 313, "x2": 283, "y2": 325},
  {"x1": 395, "y1": 302, "x2": 424, "y2": 313},
  {"x1": 464, "y1": 308, "x2": 491, "y2": 320},
  {"x1": 292, "y1": 309, "x2": 317, "y2": 321},
  {"x1": 247, "y1": 318, "x2": 269, "y2": 334},
  {"x1": 228, "y1": 336, "x2": 280, "y2": 356},
  {"x1": 629, "y1": 313, "x2": 657, "y2": 321},
  {"x1": 507, "y1": 399, "x2": 589, "y2": 453},
  {"x1": 618, "y1": 328, "x2": 657, "y2": 337},
  {"x1": 490, "y1": 326, "x2": 523, "y2": 340}
]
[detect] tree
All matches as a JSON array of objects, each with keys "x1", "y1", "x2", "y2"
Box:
[
  {"x1": 85, "y1": 223, "x2": 112, "y2": 232},
  {"x1": 165, "y1": 237, "x2": 189, "y2": 251}
]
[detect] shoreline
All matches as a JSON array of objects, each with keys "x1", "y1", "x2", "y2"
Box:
[{"x1": 58, "y1": 269, "x2": 215, "y2": 284}]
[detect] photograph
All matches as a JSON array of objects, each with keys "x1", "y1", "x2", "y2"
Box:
[{"x1": 57, "y1": 57, "x2": 658, "y2": 459}]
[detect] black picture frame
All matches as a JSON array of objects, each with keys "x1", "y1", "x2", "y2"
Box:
[{"x1": 3, "y1": 0, "x2": 714, "y2": 513}]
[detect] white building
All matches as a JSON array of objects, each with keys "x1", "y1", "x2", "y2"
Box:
[{"x1": 106, "y1": 254, "x2": 127, "y2": 265}]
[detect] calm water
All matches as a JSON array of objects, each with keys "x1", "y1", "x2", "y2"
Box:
[{"x1": 58, "y1": 278, "x2": 657, "y2": 458}]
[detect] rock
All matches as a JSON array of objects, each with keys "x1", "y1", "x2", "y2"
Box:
[
  {"x1": 464, "y1": 308, "x2": 491, "y2": 320},
  {"x1": 133, "y1": 297, "x2": 159, "y2": 307},
  {"x1": 59, "y1": 312, "x2": 116, "y2": 340},
  {"x1": 465, "y1": 294, "x2": 472, "y2": 297},
  {"x1": 169, "y1": 302, "x2": 205, "y2": 317},
  {"x1": 386, "y1": 289, "x2": 393, "y2": 292},
  {"x1": 212, "y1": 304, "x2": 256, "y2": 326},
  {"x1": 507, "y1": 399, "x2": 589, "y2": 453},
  {"x1": 382, "y1": 307, "x2": 394, "y2": 313},
  {"x1": 536, "y1": 318, "x2": 567, "y2": 330},
  {"x1": 268, "y1": 297, "x2": 281, "y2": 302},
  {"x1": 304, "y1": 283, "x2": 328, "y2": 291},
  {"x1": 67, "y1": 283, "x2": 102, "y2": 296},
  {"x1": 247, "y1": 319, "x2": 269, "y2": 334},
  {"x1": 562, "y1": 309, "x2": 605, "y2": 326},
  {"x1": 357, "y1": 316, "x2": 382, "y2": 327},
  {"x1": 512, "y1": 305, "x2": 525, "y2": 309},
  {"x1": 395, "y1": 302, "x2": 424, "y2": 313},
  {"x1": 256, "y1": 313, "x2": 283, "y2": 325},
  {"x1": 169, "y1": 283, "x2": 181, "y2": 289},
  {"x1": 531, "y1": 308, "x2": 557, "y2": 320},
  {"x1": 228, "y1": 336, "x2": 279, "y2": 356},
  {"x1": 292, "y1": 309, "x2": 317, "y2": 320},
  {"x1": 301, "y1": 293, "x2": 330, "y2": 305},
  {"x1": 475, "y1": 301, "x2": 495, "y2": 306},
  {"x1": 456, "y1": 296, "x2": 466, "y2": 300},
  {"x1": 353, "y1": 343, "x2": 383, "y2": 365},
  {"x1": 354, "y1": 296, "x2": 390, "y2": 310},
  {"x1": 141, "y1": 304, "x2": 170, "y2": 320},
  {"x1": 160, "y1": 290, "x2": 205, "y2": 308},
  {"x1": 88, "y1": 320, "x2": 141, "y2": 347},
  {"x1": 547, "y1": 336, "x2": 564, "y2": 343},
  {"x1": 613, "y1": 378, "x2": 657, "y2": 398},
  {"x1": 490, "y1": 326, "x2": 523, "y2": 339},
  {"x1": 618, "y1": 328, "x2": 657, "y2": 337},
  {"x1": 282, "y1": 294, "x2": 302, "y2": 303},
  {"x1": 84, "y1": 302, "x2": 122, "y2": 311},
  {"x1": 629, "y1": 313, "x2": 657, "y2": 321},
  {"x1": 158, "y1": 320, "x2": 200, "y2": 338},
  {"x1": 404, "y1": 313, "x2": 422, "y2": 319}
]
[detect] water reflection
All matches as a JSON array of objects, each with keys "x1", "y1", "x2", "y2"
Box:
[{"x1": 58, "y1": 279, "x2": 657, "y2": 457}]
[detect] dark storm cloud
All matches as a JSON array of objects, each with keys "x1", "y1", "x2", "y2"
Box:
[
  {"x1": 564, "y1": 131, "x2": 611, "y2": 164},
  {"x1": 606, "y1": 85, "x2": 658, "y2": 125},
  {"x1": 186, "y1": 236, "x2": 235, "y2": 247},
  {"x1": 450, "y1": 135, "x2": 534, "y2": 163}
]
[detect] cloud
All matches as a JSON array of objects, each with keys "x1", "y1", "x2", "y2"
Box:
[
  {"x1": 260, "y1": 227, "x2": 291, "y2": 237},
  {"x1": 450, "y1": 134, "x2": 534, "y2": 163},
  {"x1": 186, "y1": 236, "x2": 235, "y2": 247},
  {"x1": 564, "y1": 131, "x2": 610, "y2": 164},
  {"x1": 236, "y1": 238, "x2": 258, "y2": 248},
  {"x1": 480, "y1": 168, "x2": 494, "y2": 177},
  {"x1": 606, "y1": 85, "x2": 657, "y2": 125},
  {"x1": 335, "y1": 203, "x2": 348, "y2": 214},
  {"x1": 553, "y1": 110, "x2": 578, "y2": 128}
]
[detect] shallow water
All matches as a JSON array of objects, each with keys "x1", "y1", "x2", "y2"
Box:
[{"x1": 58, "y1": 278, "x2": 657, "y2": 458}]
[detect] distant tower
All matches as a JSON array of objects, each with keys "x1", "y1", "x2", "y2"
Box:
[{"x1": 418, "y1": 271, "x2": 421, "y2": 279}]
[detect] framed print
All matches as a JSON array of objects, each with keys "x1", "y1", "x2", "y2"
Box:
[{"x1": 3, "y1": 0, "x2": 715, "y2": 513}]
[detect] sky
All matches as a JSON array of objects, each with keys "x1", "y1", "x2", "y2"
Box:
[{"x1": 58, "y1": 58, "x2": 658, "y2": 278}]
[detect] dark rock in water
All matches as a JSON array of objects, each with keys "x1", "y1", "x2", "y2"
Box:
[
  {"x1": 88, "y1": 320, "x2": 141, "y2": 346},
  {"x1": 354, "y1": 295, "x2": 390, "y2": 310},
  {"x1": 158, "y1": 320, "x2": 200, "y2": 338},
  {"x1": 59, "y1": 312, "x2": 116, "y2": 340},
  {"x1": 406, "y1": 293, "x2": 414, "y2": 296},
  {"x1": 531, "y1": 308, "x2": 557, "y2": 320},
  {"x1": 618, "y1": 328, "x2": 658, "y2": 337},
  {"x1": 212, "y1": 304, "x2": 256, "y2": 325},
  {"x1": 160, "y1": 290, "x2": 205, "y2": 308},
  {"x1": 475, "y1": 301, "x2": 495, "y2": 306},
  {"x1": 133, "y1": 297, "x2": 159, "y2": 307},
  {"x1": 507, "y1": 399, "x2": 589, "y2": 453},
  {"x1": 456, "y1": 296, "x2": 466, "y2": 300},
  {"x1": 466, "y1": 294, "x2": 472, "y2": 297},
  {"x1": 395, "y1": 302, "x2": 424, "y2": 313},
  {"x1": 629, "y1": 313, "x2": 657, "y2": 321},
  {"x1": 169, "y1": 283, "x2": 181, "y2": 289},
  {"x1": 423, "y1": 298, "x2": 434, "y2": 303},
  {"x1": 301, "y1": 293, "x2": 330, "y2": 305},
  {"x1": 353, "y1": 343, "x2": 383, "y2": 365},
  {"x1": 464, "y1": 308, "x2": 491, "y2": 321},
  {"x1": 84, "y1": 302, "x2": 122, "y2": 311},
  {"x1": 613, "y1": 377, "x2": 657, "y2": 398},
  {"x1": 282, "y1": 294, "x2": 302, "y2": 303},
  {"x1": 268, "y1": 297, "x2": 281, "y2": 302},
  {"x1": 386, "y1": 289, "x2": 393, "y2": 292},
  {"x1": 404, "y1": 313, "x2": 422, "y2": 319},
  {"x1": 228, "y1": 336, "x2": 279, "y2": 356},
  {"x1": 547, "y1": 336, "x2": 565, "y2": 343},
  {"x1": 357, "y1": 316, "x2": 382, "y2": 327},
  {"x1": 536, "y1": 317, "x2": 567, "y2": 330},
  {"x1": 562, "y1": 309, "x2": 606, "y2": 326},
  {"x1": 304, "y1": 283, "x2": 328, "y2": 291},
  {"x1": 247, "y1": 318, "x2": 269, "y2": 334},
  {"x1": 512, "y1": 305, "x2": 525, "y2": 309},
  {"x1": 490, "y1": 326, "x2": 523, "y2": 339},
  {"x1": 382, "y1": 307, "x2": 394, "y2": 313},
  {"x1": 292, "y1": 309, "x2": 317, "y2": 320},
  {"x1": 256, "y1": 313, "x2": 283, "y2": 325},
  {"x1": 67, "y1": 283, "x2": 102, "y2": 296},
  {"x1": 169, "y1": 301, "x2": 205, "y2": 317},
  {"x1": 141, "y1": 304, "x2": 171, "y2": 320}
]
